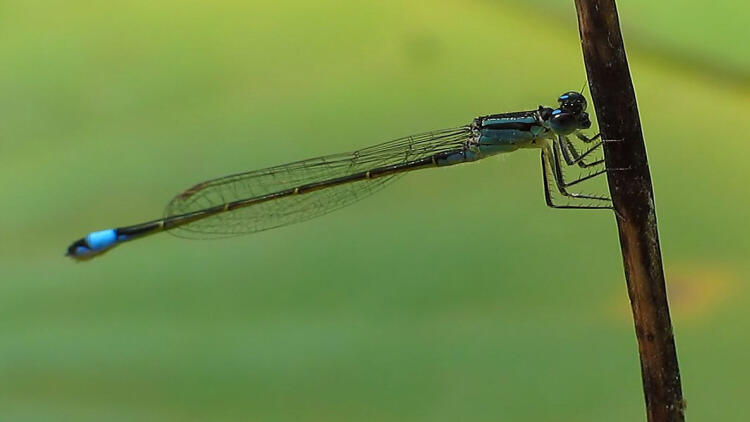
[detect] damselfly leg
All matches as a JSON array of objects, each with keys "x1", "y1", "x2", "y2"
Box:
[
  {"x1": 576, "y1": 132, "x2": 601, "y2": 143},
  {"x1": 552, "y1": 141, "x2": 608, "y2": 188},
  {"x1": 558, "y1": 134, "x2": 604, "y2": 168},
  {"x1": 541, "y1": 137, "x2": 613, "y2": 210}
]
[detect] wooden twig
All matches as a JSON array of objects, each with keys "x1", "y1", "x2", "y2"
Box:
[{"x1": 573, "y1": 1, "x2": 685, "y2": 421}]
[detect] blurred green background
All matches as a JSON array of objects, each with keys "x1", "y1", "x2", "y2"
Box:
[{"x1": 2, "y1": 1, "x2": 748, "y2": 421}]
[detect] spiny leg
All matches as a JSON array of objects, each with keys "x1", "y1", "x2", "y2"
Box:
[
  {"x1": 576, "y1": 132, "x2": 601, "y2": 143},
  {"x1": 559, "y1": 135, "x2": 630, "y2": 174},
  {"x1": 547, "y1": 144, "x2": 610, "y2": 198},
  {"x1": 540, "y1": 148, "x2": 612, "y2": 210},
  {"x1": 576, "y1": 133, "x2": 626, "y2": 145},
  {"x1": 557, "y1": 135, "x2": 604, "y2": 168},
  {"x1": 540, "y1": 150, "x2": 613, "y2": 210}
]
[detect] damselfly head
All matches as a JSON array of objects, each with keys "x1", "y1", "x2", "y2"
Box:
[
  {"x1": 558, "y1": 91, "x2": 587, "y2": 114},
  {"x1": 548, "y1": 91, "x2": 591, "y2": 135}
]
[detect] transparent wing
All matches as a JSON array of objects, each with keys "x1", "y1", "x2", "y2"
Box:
[{"x1": 164, "y1": 126, "x2": 472, "y2": 238}]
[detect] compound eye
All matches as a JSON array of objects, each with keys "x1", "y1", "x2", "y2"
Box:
[
  {"x1": 558, "y1": 91, "x2": 587, "y2": 113},
  {"x1": 549, "y1": 110, "x2": 577, "y2": 135}
]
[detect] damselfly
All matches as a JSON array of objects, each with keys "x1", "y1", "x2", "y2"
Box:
[{"x1": 67, "y1": 91, "x2": 613, "y2": 261}]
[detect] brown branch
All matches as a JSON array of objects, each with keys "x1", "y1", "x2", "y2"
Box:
[{"x1": 573, "y1": 1, "x2": 685, "y2": 421}]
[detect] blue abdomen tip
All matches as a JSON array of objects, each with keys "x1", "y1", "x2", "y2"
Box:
[
  {"x1": 67, "y1": 229, "x2": 123, "y2": 260},
  {"x1": 86, "y1": 229, "x2": 118, "y2": 250}
]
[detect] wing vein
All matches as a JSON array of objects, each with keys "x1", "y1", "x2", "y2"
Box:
[{"x1": 164, "y1": 126, "x2": 472, "y2": 238}]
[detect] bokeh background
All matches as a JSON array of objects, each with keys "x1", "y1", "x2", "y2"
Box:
[{"x1": 2, "y1": 1, "x2": 748, "y2": 421}]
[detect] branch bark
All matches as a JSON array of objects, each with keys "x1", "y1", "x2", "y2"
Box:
[{"x1": 573, "y1": 1, "x2": 685, "y2": 421}]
